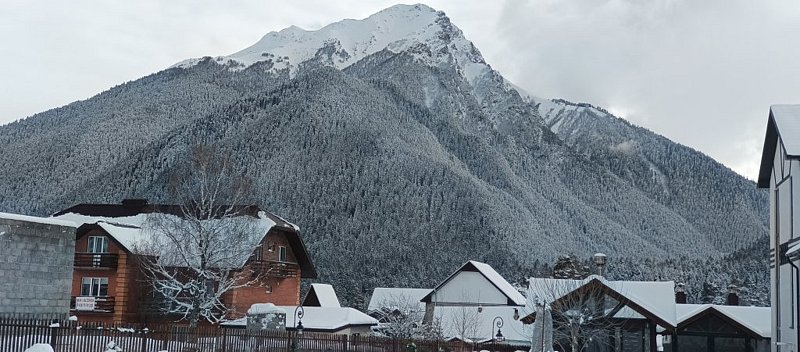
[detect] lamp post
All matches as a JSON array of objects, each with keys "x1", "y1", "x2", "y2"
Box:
[
  {"x1": 492, "y1": 316, "x2": 504, "y2": 342},
  {"x1": 292, "y1": 305, "x2": 305, "y2": 351}
]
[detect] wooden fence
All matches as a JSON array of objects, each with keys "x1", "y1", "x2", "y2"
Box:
[{"x1": 0, "y1": 317, "x2": 529, "y2": 352}]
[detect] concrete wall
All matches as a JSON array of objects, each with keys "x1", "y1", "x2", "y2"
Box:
[{"x1": 0, "y1": 215, "x2": 75, "y2": 316}]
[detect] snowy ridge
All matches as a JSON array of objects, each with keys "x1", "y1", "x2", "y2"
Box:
[{"x1": 172, "y1": 4, "x2": 492, "y2": 87}]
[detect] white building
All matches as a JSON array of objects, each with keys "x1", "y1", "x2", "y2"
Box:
[{"x1": 758, "y1": 105, "x2": 800, "y2": 352}]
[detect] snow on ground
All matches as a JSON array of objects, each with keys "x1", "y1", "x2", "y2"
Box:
[{"x1": 24, "y1": 344, "x2": 53, "y2": 352}]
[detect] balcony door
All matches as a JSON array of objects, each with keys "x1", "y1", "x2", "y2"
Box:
[{"x1": 88, "y1": 236, "x2": 108, "y2": 267}]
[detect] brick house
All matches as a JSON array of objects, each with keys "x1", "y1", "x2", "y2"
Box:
[{"x1": 52, "y1": 199, "x2": 316, "y2": 324}]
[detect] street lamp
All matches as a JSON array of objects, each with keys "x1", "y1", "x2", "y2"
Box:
[
  {"x1": 492, "y1": 316, "x2": 504, "y2": 342},
  {"x1": 294, "y1": 306, "x2": 305, "y2": 335},
  {"x1": 292, "y1": 305, "x2": 305, "y2": 352}
]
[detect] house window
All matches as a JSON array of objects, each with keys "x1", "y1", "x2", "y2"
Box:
[
  {"x1": 88, "y1": 236, "x2": 108, "y2": 253},
  {"x1": 81, "y1": 277, "x2": 109, "y2": 296},
  {"x1": 265, "y1": 285, "x2": 273, "y2": 293},
  {"x1": 278, "y1": 246, "x2": 287, "y2": 262}
]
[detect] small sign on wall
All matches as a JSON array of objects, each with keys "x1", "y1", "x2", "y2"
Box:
[{"x1": 75, "y1": 296, "x2": 96, "y2": 311}]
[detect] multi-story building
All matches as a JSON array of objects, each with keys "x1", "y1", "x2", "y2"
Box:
[
  {"x1": 758, "y1": 104, "x2": 800, "y2": 351},
  {"x1": 52, "y1": 199, "x2": 316, "y2": 324}
]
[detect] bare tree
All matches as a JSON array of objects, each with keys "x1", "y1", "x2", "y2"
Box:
[
  {"x1": 526, "y1": 278, "x2": 626, "y2": 352},
  {"x1": 369, "y1": 292, "x2": 429, "y2": 339},
  {"x1": 448, "y1": 305, "x2": 483, "y2": 341},
  {"x1": 134, "y1": 145, "x2": 268, "y2": 327},
  {"x1": 445, "y1": 291, "x2": 483, "y2": 341}
]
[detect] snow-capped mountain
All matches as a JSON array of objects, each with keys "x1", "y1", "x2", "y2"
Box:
[
  {"x1": 0, "y1": 4, "x2": 768, "y2": 306},
  {"x1": 174, "y1": 4, "x2": 490, "y2": 85}
]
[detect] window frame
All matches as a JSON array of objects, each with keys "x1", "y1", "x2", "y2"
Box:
[
  {"x1": 88, "y1": 236, "x2": 109, "y2": 253},
  {"x1": 278, "y1": 246, "x2": 287, "y2": 262},
  {"x1": 80, "y1": 277, "x2": 109, "y2": 297}
]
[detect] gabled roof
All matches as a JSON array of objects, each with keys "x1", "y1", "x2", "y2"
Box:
[
  {"x1": 758, "y1": 104, "x2": 800, "y2": 188},
  {"x1": 54, "y1": 200, "x2": 317, "y2": 277},
  {"x1": 367, "y1": 287, "x2": 431, "y2": 313},
  {"x1": 525, "y1": 276, "x2": 677, "y2": 329},
  {"x1": 303, "y1": 284, "x2": 341, "y2": 307},
  {"x1": 421, "y1": 261, "x2": 526, "y2": 306},
  {"x1": 676, "y1": 304, "x2": 771, "y2": 339},
  {"x1": 223, "y1": 306, "x2": 378, "y2": 332}
]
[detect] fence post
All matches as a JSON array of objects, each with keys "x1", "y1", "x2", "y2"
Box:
[
  {"x1": 139, "y1": 327, "x2": 147, "y2": 352},
  {"x1": 342, "y1": 334, "x2": 348, "y2": 352},
  {"x1": 221, "y1": 328, "x2": 228, "y2": 352},
  {"x1": 49, "y1": 321, "x2": 58, "y2": 351}
]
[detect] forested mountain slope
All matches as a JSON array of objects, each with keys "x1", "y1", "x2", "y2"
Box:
[{"x1": 0, "y1": 4, "x2": 768, "y2": 306}]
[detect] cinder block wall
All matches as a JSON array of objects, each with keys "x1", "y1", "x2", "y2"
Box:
[{"x1": 0, "y1": 217, "x2": 75, "y2": 316}]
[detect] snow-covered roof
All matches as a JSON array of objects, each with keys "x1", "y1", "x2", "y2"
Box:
[
  {"x1": 758, "y1": 104, "x2": 800, "y2": 187},
  {"x1": 248, "y1": 303, "x2": 286, "y2": 315},
  {"x1": 422, "y1": 261, "x2": 526, "y2": 306},
  {"x1": 788, "y1": 243, "x2": 800, "y2": 258},
  {"x1": 470, "y1": 261, "x2": 527, "y2": 306},
  {"x1": 771, "y1": 105, "x2": 800, "y2": 156},
  {"x1": 676, "y1": 304, "x2": 771, "y2": 338},
  {"x1": 53, "y1": 211, "x2": 276, "y2": 268},
  {"x1": 224, "y1": 306, "x2": 378, "y2": 331},
  {"x1": 0, "y1": 212, "x2": 76, "y2": 228},
  {"x1": 526, "y1": 276, "x2": 677, "y2": 328},
  {"x1": 434, "y1": 305, "x2": 530, "y2": 345},
  {"x1": 368, "y1": 287, "x2": 431, "y2": 313},
  {"x1": 303, "y1": 284, "x2": 341, "y2": 308}
]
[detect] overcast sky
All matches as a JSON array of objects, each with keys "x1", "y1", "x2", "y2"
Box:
[{"x1": 1, "y1": 0, "x2": 798, "y2": 180}]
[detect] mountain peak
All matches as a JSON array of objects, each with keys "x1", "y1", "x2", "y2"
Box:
[{"x1": 171, "y1": 3, "x2": 490, "y2": 85}]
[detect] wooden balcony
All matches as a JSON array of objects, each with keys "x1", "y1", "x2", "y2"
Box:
[
  {"x1": 74, "y1": 253, "x2": 119, "y2": 269},
  {"x1": 70, "y1": 296, "x2": 115, "y2": 313},
  {"x1": 250, "y1": 260, "x2": 299, "y2": 278}
]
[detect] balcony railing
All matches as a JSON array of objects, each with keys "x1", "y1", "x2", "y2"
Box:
[
  {"x1": 74, "y1": 253, "x2": 119, "y2": 269},
  {"x1": 250, "y1": 260, "x2": 299, "y2": 278},
  {"x1": 70, "y1": 296, "x2": 115, "y2": 313}
]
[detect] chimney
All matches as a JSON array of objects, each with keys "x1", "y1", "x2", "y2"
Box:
[
  {"x1": 121, "y1": 198, "x2": 148, "y2": 207},
  {"x1": 726, "y1": 284, "x2": 739, "y2": 306},
  {"x1": 593, "y1": 253, "x2": 607, "y2": 277},
  {"x1": 675, "y1": 283, "x2": 687, "y2": 304}
]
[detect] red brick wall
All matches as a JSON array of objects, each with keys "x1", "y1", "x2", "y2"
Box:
[
  {"x1": 227, "y1": 229, "x2": 302, "y2": 318},
  {"x1": 72, "y1": 228, "x2": 141, "y2": 324}
]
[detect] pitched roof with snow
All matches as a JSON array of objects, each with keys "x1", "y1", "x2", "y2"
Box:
[
  {"x1": 526, "y1": 276, "x2": 677, "y2": 329},
  {"x1": 303, "y1": 284, "x2": 341, "y2": 308},
  {"x1": 0, "y1": 212, "x2": 76, "y2": 228},
  {"x1": 52, "y1": 201, "x2": 317, "y2": 277},
  {"x1": 421, "y1": 261, "x2": 526, "y2": 306},
  {"x1": 758, "y1": 104, "x2": 800, "y2": 187},
  {"x1": 367, "y1": 288, "x2": 431, "y2": 313},
  {"x1": 676, "y1": 304, "x2": 771, "y2": 338},
  {"x1": 222, "y1": 306, "x2": 378, "y2": 332}
]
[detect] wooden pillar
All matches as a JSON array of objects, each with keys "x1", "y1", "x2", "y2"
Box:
[{"x1": 648, "y1": 323, "x2": 656, "y2": 352}]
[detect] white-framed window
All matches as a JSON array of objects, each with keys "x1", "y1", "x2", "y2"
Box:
[
  {"x1": 278, "y1": 246, "x2": 287, "y2": 262},
  {"x1": 265, "y1": 284, "x2": 273, "y2": 293},
  {"x1": 81, "y1": 277, "x2": 109, "y2": 296},
  {"x1": 88, "y1": 236, "x2": 108, "y2": 253}
]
